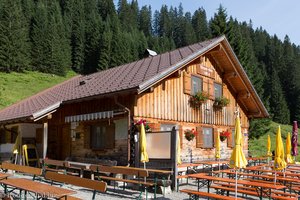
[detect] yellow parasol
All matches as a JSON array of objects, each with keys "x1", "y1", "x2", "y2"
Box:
[
  {"x1": 267, "y1": 134, "x2": 272, "y2": 157},
  {"x1": 215, "y1": 131, "x2": 221, "y2": 159},
  {"x1": 229, "y1": 115, "x2": 248, "y2": 198},
  {"x1": 286, "y1": 132, "x2": 294, "y2": 164},
  {"x1": 12, "y1": 134, "x2": 21, "y2": 154},
  {"x1": 177, "y1": 132, "x2": 182, "y2": 164},
  {"x1": 229, "y1": 116, "x2": 248, "y2": 169},
  {"x1": 140, "y1": 123, "x2": 149, "y2": 163},
  {"x1": 274, "y1": 126, "x2": 286, "y2": 170}
]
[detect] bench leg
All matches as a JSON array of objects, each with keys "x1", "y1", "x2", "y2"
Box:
[{"x1": 92, "y1": 190, "x2": 96, "y2": 200}]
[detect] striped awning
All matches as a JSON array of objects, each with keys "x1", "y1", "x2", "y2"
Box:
[{"x1": 65, "y1": 111, "x2": 114, "y2": 123}]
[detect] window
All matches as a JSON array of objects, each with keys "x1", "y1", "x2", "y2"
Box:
[
  {"x1": 214, "y1": 83, "x2": 222, "y2": 98},
  {"x1": 191, "y1": 75, "x2": 202, "y2": 95},
  {"x1": 203, "y1": 127, "x2": 213, "y2": 148},
  {"x1": 90, "y1": 122, "x2": 115, "y2": 150}
]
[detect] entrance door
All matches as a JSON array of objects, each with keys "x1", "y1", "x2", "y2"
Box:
[{"x1": 60, "y1": 125, "x2": 71, "y2": 160}]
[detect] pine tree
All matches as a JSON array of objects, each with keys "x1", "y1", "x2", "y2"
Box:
[
  {"x1": 83, "y1": 0, "x2": 103, "y2": 74},
  {"x1": 192, "y1": 8, "x2": 210, "y2": 41},
  {"x1": 0, "y1": 0, "x2": 30, "y2": 72},
  {"x1": 139, "y1": 5, "x2": 152, "y2": 37},
  {"x1": 97, "y1": 0, "x2": 116, "y2": 20},
  {"x1": 63, "y1": 0, "x2": 86, "y2": 73},
  {"x1": 209, "y1": 5, "x2": 228, "y2": 37}
]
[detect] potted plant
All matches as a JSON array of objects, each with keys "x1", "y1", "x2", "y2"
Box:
[
  {"x1": 135, "y1": 119, "x2": 151, "y2": 132},
  {"x1": 189, "y1": 91, "x2": 209, "y2": 108},
  {"x1": 184, "y1": 129, "x2": 197, "y2": 141},
  {"x1": 213, "y1": 96, "x2": 230, "y2": 110},
  {"x1": 220, "y1": 130, "x2": 230, "y2": 141}
]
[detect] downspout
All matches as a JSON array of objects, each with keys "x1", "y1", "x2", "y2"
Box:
[{"x1": 114, "y1": 96, "x2": 131, "y2": 165}]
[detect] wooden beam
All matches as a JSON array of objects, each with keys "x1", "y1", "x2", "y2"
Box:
[
  {"x1": 248, "y1": 111, "x2": 261, "y2": 118},
  {"x1": 224, "y1": 71, "x2": 238, "y2": 80},
  {"x1": 237, "y1": 91, "x2": 250, "y2": 99},
  {"x1": 208, "y1": 44, "x2": 222, "y2": 53}
]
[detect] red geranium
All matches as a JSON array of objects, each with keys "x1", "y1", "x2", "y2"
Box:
[
  {"x1": 220, "y1": 130, "x2": 230, "y2": 137},
  {"x1": 184, "y1": 128, "x2": 197, "y2": 141}
]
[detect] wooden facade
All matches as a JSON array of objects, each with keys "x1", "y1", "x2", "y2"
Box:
[{"x1": 134, "y1": 55, "x2": 249, "y2": 162}]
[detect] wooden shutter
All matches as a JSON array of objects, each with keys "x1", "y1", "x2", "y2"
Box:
[
  {"x1": 196, "y1": 126, "x2": 204, "y2": 148},
  {"x1": 84, "y1": 126, "x2": 91, "y2": 149},
  {"x1": 183, "y1": 71, "x2": 191, "y2": 95},
  {"x1": 178, "y1": 125, "x2": 183, "y2": 148},
  {"x1": 106, "y1": 123, "x2": 115, "y2": 149},
  {"x1": 213, "y1": 128, "x2": 218, "y2": 147},
  {"x1": 227, "y1": 129, "x2": 234, "y2": 148},
  {"x1": 202, "y1": 78, "x2": 208, "y2": 94},
  {"x1": 208, "y1": 79, "x2": 215, "y2": 99}
]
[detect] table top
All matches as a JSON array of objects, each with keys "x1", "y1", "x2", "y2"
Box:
[
  {"x1": 0, "y1": 178, "x2": 76, "y2": 198},
  {"x1": 115, "y1": 166, "x2": 173, "y2": 174},
  {"x1": 0, "y1": 172, "x2": 11, "y2": 180},
  {"x1": 247, "y1": 167, "x2": 300, "y2": 177},
  {"x1": 194, "y1": 160, "x2": 229, "y2": 165},
  {"x1": 178, "y1": 163, "x2": 203, "y2": 168},
  {"x1": 188, "y1": 173, "x2": 286, "y2": 190}
]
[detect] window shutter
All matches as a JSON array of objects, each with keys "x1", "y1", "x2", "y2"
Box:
[
  {"x1": 84, "y1": 126, "x2": 91, "y2": 149},
  {"x1": 202, "y1": 78, "x2": 208, "y2": 94},
  {"x1": 213, "y1": 128, "x2": 218, "y2": 147},
  {"x1": 196, "y1": 126, "x2": 204, "y2": 148},
  {"x1": 106, "y1": 123, "x2": 115, "y2": 148},
  {"x1": 208, "y1": 79, "x2": 215, "y2": 99},
  {"x1": 178, "y1": 125, "x2": 183, "y2": 148},
  {"x1": 183, "y1": 71, "x2": 191, "y2": 95},
  {"x1": 227, "y1": 129, "x2": 234, "y2": 148}
]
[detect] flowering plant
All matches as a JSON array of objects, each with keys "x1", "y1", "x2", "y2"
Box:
[
  {"x1": 213, "y1": 96, "x2": 230, "y2": 110},
  {"x1": 184, "y1": 129, "x2": 197, "y2": 141},
  {"x1": 135, "y1": 119, "x2": 151, "y2": 132},
  {"x1": 189, "y1": 91, "x2": 209, "y2": 108},
  {"x1": 220, "y1": 130, "x2": 230, "y2": 141}
]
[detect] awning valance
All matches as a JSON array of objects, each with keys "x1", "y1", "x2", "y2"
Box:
[{"x1": 65, "y1": 110, "x2": 120, "y2": 123}]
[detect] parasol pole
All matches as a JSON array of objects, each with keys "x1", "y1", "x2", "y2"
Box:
[
  {"x1": 235, "y1": 169, "x2": 238, "y2": 199},
  {"x1": 274, "y1": 170, "x2": 277, "y2": 185}
]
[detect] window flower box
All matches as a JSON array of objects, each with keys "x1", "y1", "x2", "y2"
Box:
[
  {"x1": 220, "y1": 130, "x2": 230, "y2": 141},
  {"x1": 213, "y1": 96, "x2": 230, "y2": 110},
  {"x1": 184, "y1": 129, "x2": 197, "y2": 141},
  {"x1": 189, "y1": 91, "x2": 209, "y2": 108}
]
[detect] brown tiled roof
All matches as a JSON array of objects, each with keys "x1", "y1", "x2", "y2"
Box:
[{"x1": 0, "y1": 36, "x2": 268, "y2": 123}]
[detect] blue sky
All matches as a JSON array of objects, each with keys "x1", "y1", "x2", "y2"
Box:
[{"x1": 124, "y1": 0, "x2": 300, "y2": 45}]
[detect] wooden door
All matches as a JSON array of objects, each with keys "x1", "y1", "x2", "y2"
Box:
[{"x1": 60, "y1": 125, "x2": 71, "y2": 160}]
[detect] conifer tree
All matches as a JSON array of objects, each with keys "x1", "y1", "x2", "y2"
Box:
[
  {"x1": 139, "y1": 5, "x2": 152, "y2": 36},
  {"x1": 0, "y1": 0, "x2": 30, "y2": 72},
  {"x1": 192, "y1": 8, "x2": 210, "y2": 41},
  {"x1": 209, "y1": 5, "x2": 228, "y2": 37}
]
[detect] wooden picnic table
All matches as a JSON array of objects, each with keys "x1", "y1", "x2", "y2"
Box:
[
  {"x1": 0, "y1": 172, "x2": 11, "y2": 180},
  {"x1": 188, "y1": 173, "x2": 286, "y2": 200},
  {"x1": 194, "y1": 160, "x2": 229, "y2": 174},
  {"x1": 0, "y1": 178, "x2": 76, "y2": 199}
]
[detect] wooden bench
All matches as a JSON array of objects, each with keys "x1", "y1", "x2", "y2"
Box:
[
  {"x1": 180, "y1": 189, "x2": 244, "y2": 200},
  {"x1": 243, "y1": 178, "x2": 300, "y2": 194},
  {"x1": 216, "y1": 182, "x2": 298, "y2": 199},
  {"x1": 1, "y1": 162, "x2": 42, "y2": 180},
  {"x1": 90, "y1": 165, "x2": 155, "y2": 199},
  {"x1": 41, "y1": 159, "x2": 79, "y2": 176},
  {"x1": 44, "y1": 171, "x2": 106, "y2": 200},
  {"x1": 211, "y1": 184, "x2": 296, "y2": 200}
]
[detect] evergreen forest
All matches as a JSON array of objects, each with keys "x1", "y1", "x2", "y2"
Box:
[{"x1": 1, "y1": 0, "x2": 300, "y2": 137}]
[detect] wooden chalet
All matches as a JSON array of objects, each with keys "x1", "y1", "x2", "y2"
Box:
[{"x1": 0, "y1": 36, "x2": 268, "y2": 168}]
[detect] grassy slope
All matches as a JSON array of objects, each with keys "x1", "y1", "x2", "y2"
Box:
[
  {"x1": 249, "y1": 121, "x2": 300, "y2": 161},
  {"x1": 0, "y1": 71, "x2": 77, "y2": 109}
]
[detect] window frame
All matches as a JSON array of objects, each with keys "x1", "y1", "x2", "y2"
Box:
[
  {"x1": 214, "y1": 82, "x2": 223, "y2": 99},
  {"x1": 90, "y1": 122, "x2": 115, "y2": 150},
  {"x1": 202, "y1": 127, "x2": 214, "y2": 148},
  {"x1": 191, "y1": 75, "x2": 203, "y2": 95}
]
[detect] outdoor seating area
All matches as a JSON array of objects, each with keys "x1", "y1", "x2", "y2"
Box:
[{"x1": 0, "y1": 160, "x2": 175, "y2": 199}]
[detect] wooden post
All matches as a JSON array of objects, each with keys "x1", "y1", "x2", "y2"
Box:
[
  {"x1": 43, "y1": 122, "x2": 48, "y2": 159},
  {"x1": 171, "y1": 126, "x2": 178, "y2": 190}
]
